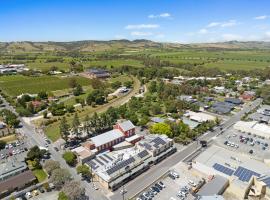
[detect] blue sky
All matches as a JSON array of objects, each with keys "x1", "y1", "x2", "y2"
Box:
[{"x1": 1, "y1": 0, "x2": 270, "y2": 43}]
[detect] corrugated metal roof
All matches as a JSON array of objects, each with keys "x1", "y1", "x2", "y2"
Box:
[
  {"x1": 197, "y1": 175, "x2": 229, "y2": 196},
  {"x1": 118, "y1": 120, "x2": 135, "y2": 132},
  {"x1": 91, "y1": 129, "x2": 124, "y2": 147}
]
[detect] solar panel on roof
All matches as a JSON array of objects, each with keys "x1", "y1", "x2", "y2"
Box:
[
  {"x1": 213, "y1": 163, "x2": 235, "y2": 176},
  {"x1": 103, "y1": 154, "x2": 113, "y2": 161},
  {"x1": 94, "y1": 157, "x2": 104, "y2": 166},
  {"x1": 87, "y1": 160, "x2": 99, "y2": 170},
  {"x1": 99, "y1": 155, "x2": 109, "y2": 163},
  {"x1": 144, "y1": 143, "x2": 152, "y2": 150},
  {"x1": 233, "y1": 166, "x2": 260, "y2": 182},
  {"x1": 152, "y1": 137, "x2": 166, "y2": 146},
  {"x1": 106, "y1": 157, "x2": 135, "y2": 175},
  {"x1": 137, "y1": 150, "x2": 149, "y2": 158},
  {"x1": 261, "y1": 177, "x2": 270, "y2": 187}
]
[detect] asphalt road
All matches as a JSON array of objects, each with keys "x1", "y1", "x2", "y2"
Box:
[{"x1": 110, "y1": 98, "x2": 262, "y2": 200}]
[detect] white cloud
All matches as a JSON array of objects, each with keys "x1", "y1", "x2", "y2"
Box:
[
  {"x1": 207, "y1": 20, "x2": 238, "y2": 28},
  {"x1": 130, "y1": 31, "x2": 153, "y2": 36},
  {"x1": 264, "y1": 31, "x2": 270, "y2": 41},
  {"x1": 221, "y1": 20, "x2": 237, "y2": 27},
  {"x1": 207, "y1": 22, "x2": 221, "y2": 28},
  {"x1": 221, "y1": 33, "x2": 243, "y2": 41},
  {"x1": 198, "y1": 29, "x2": 208, "y2": 34},
  {"x1": 148, "y1": 13, "x2": 172, "y2": 19},
  {"x1": 254, "y1": 15, "x2": 268, "y2": 20},
  {"x1": 125, "y1": 24, "x2": 160, "y2": 30}
]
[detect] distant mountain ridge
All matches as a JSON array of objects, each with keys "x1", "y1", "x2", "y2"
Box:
[{"x1": 1, "y1": 40, "x2": 270, "y2": 52}]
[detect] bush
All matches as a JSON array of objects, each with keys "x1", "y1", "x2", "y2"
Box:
[
  {"x1": 0, "y1": 140, "x2": 6, "y2": 150},
  {"x1": 62, "y1": 151, "x2": 76, "y2": 166}
]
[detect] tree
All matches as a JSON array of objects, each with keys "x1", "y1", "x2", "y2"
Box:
[
  {"x1": 43, "y1": 111, "x2": 48, "y2": 119},
  {"x1": 44, "y1": 160, "x2": 60, "y2": 175},
  {"x1": 50, "y1": 168, "x2": 72, "y2": 189},
  {"x1": 0, "y1": 140, "x2": 6, "y2": 150},
  {"x1": 60, "y1": 117, "x2": 70, "y2": 142},
  {"x1": 76, "y1": 165, "x2": 92, "y2": 178},
  {"x1": 0, "y1": 109, "x2": 20, "y2": 128},
  {"x1": 72, "y1": 113, "x2": 80, "y2": 136},
  {"x1": 63, "y1": 151, "x2": 76, "y2": 166},
  {"x1": 61, "y1": 181, "x2": 85, "y2": 200},
  {"x1": 73, "y1": 84, "x2": 83, "y2": 96},
  {"x1": 27, "y1": 146, "x2": 46, "y2": 161},
  {"x1": 150, "y1": 122, "x2": 173, "y2": 138},
  {"x1": 69, "y1": 78, "x2": 77, "y2": 88},
  {"x1": 38, "y1": 91, "x2": 48, "y2": 99},
  {"x1": 58, "y1": 191, "x2": 68, "y2": 200}
]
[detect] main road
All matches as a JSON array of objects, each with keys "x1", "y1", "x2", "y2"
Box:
[{"x1": 109, "y1": 98, "x2": 262, "y2": 200}]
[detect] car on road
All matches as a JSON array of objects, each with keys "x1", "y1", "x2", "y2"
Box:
[{"x1": 54, "y1": 147, "x2": 59, "y2": 151}]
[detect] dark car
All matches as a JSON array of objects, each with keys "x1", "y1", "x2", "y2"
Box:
[
  {"x1": 54, "y1": 147, "x2": 59, "y2": 151},
  {"x1": 155, "y1": 183, "x2": 162, "y2": 190},
  {"x1": 249, "y1": 149, "x2": 253, "y2": 154},
  {"x1": 39, "y1": 187, "x2": 45, "y2": 193}
]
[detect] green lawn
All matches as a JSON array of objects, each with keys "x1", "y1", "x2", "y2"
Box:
[
  {"x1": 33, "y1": 169, "x2": 47, "y2": 182},
  {"x1": 0, "y1": 75, "x2": 92, "y2": 97}
]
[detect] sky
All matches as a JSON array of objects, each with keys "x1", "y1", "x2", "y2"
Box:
[{"x1": 1, "y1": 0, "x2": 270, "y2": 43}]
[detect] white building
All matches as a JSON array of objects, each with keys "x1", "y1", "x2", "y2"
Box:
[
  {"x1": 233, "y1": 121, "x2": 270, "y2": 139},
  {"x1": 184, "y1": 111, "x2": 216, "y2": 123}
]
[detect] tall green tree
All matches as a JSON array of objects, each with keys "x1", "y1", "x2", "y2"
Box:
[
  {"x1": 72, "y1": 113, "x2": 80, "y2": 137},
  {"x1": 60, "y1": 117, "x2": 70, "y2": 142}
]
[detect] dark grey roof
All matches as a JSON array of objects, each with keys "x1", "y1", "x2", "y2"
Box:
[
  {"x1": 225, "y1": 98, "x2": 242, "y2": 105},
  {"x1": 248, "y1": 113, "x2": 270, "y2": 123},
  {"x1": 197, "y1": 175, "x2": 229, "y2": 196},
  {"x1": 212, "y1": 101, "x2": 234, "y2": 114},
  {"x1": 106, "y1": 157, "x2": 135, "y2": 175},
  {"x1": 137, "y1": 150, "x2": 149, "y2": 159}
]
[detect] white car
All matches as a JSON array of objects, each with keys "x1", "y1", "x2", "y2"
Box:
[
  {"x1": 25, "y1": 192, "x2": 32, "y2": 199},
  {"x1": 12, "y1": 150, "x2": 16, "y2": 155},
  {"x1": 188, "y1": 180, "x2": 196, "y2": 187},
  {"x1": 170, "y1": 171, "x2": 179, "y2": 178}
]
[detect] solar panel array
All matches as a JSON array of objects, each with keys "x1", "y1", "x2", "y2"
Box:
[
  {"x1": 234, "y1": 166, "x2": 261, "y2": 182},
  {"x1": 261, "y1": 177, "x2": 270, "y2": 187},
  {"x1": 87, "y1": 160, "x2": 99, "y2": 170},
  {"x1": 99, "y1": 155, "x2": 109, "y2": 163},
  {"x1": 213, "y1": 163, "x2": 235, "y2": 176},
  {"x1": 152, "y1": 137, "x2": 166, "y2": 148},
  {"x1": 137, "y1": 150, "x2": 149, "y2": 159},
  {"x1": 104, "y1": 154, "x2": 113, "y2": 161},
  {"x1": 106, "y1": 157, "x2": 135, "y2": 175}
]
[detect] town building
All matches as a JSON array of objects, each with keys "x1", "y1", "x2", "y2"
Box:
[
  {"x1": 113, "y1": 120, "x2": 135, "y2": 137},
  {"x1": 0, "y1": 170, "x2": 36, "y2": 198},
  {"x1": 87, "y1": 129, "x2": 125, "y2": 152},
  {"x1": 224, "y1": 98, "x2": 242, "y2": 105},
  {"x1": 233, "y1": 121, "x2": 270, "y2": 139},
  {"x1": 84, "y1": 68, "x2": 110, "y2": 79},
  {"x1": 184, "y1": 111, "x2": 216, "y2": 123},
  {"x1": 193, "y1": 145, "x2": 270, "y2": 199},
  {"x1": 85, "y1": 135, "x2": 175, "y2": 191},
  {"x1": 211, "y1": 101, "x2": 235, "y2": 114}
]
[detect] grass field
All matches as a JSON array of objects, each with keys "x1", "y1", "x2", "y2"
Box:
[
  {"x1": 152, "y1": 50, "x2": 270, "y2": 70},
  {"x1": 33, "y1": 169, "x2": 47, "y2": 182},
  {"x1": 0, "y1": 75, "x2": 92, "y2": 97},
  {"x1": 44, "y1": 75, "x2": 139, "y2": 141},
  {"x1": 0, "y1": 134, "x2": 16, "y2": 143}
]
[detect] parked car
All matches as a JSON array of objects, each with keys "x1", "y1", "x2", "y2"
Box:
[{"x1": 159, "y1": 181, "x2": 165, "y2": 188}]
